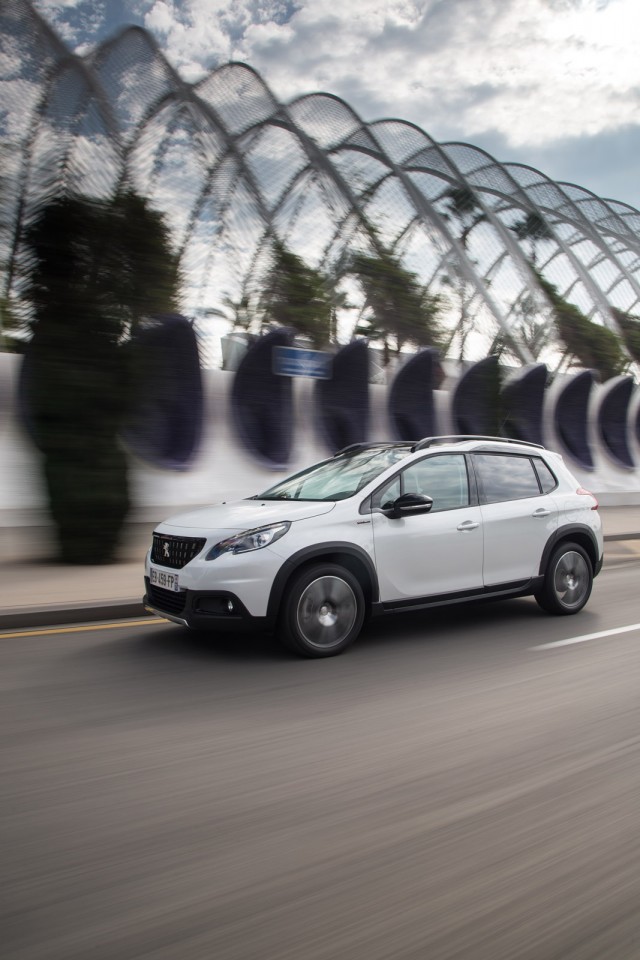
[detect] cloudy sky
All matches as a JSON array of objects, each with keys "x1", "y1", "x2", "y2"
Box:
[{"x1": 31, "y1": 0, "x2": 640, "y2": 210}]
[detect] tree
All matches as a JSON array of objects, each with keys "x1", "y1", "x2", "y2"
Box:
[
  {"x1": 349, "y1": 246, "x2": 444, "y2": 365},
  {"x1": 536, "y1": 274, "x2": 626, "y2": 381},
  {"x1": 23, "y1": 191, "x2": 180, "y2": 563},
  {"x1": 443, "y1": 186, "x2": 486, "y2": 247},
  {"x1": 222, "y1": 292, "x2": 253, "y2": 332},
  {"x1": 511, "y1": 211, "x2": 553, "y2": 266},
  {"x1": 611, "y1": 307, "x2": 640, "y2": 365},
  {"x1": 491, "y1": 293, "x2": 550, "y2": 361},
  {"x1": 260, "y1": 242, "x2": 332, "y2": 348},
  {"x1": 440, "y1": 185, "x2": 486, "y2": 361}
]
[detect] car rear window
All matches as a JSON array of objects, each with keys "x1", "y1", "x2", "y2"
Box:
[
  {"x1": 473, "y1": 453, "x2": 541, "y2": 503},
  {"x1": 533, "y1": 457, "x2": 558, "y2": 493}
]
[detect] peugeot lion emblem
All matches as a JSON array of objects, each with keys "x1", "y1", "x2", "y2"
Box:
[{"x1": 163, "y1": 542, "x2": 170, "y2": 559}]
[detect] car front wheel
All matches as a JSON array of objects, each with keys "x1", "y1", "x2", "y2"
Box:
[
  {"x1": 279, "y1": 563, "x2": 365, "y2": 657},
  {"x1": 535, "y1": 542, "x2": 593, "y2": 615}
]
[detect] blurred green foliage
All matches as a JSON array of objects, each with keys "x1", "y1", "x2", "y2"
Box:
[
  {"x1": 536, "y1": 274, "x2": 626, "y2": 381},
  {"x1": 23, "y1": 192, "x2": 180, "y2": 563},
  {"x1": 260, "y1": 242, "x2": 333, "y2": 348},
  {"x1": 350, "y1": 246, "x2": 444, "y2": 365},
  {"x1": 611, "y1": 307, "x2": 640, "y2": 366}
]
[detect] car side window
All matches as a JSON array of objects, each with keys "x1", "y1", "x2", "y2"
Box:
[
  {"x1": 474, "y1": 453, "x2": 541, "y2": 503},
  {"x1": 403, "y1": 454, "x2": 469, "y2": 511},
  {"x1": 372, "y1": 454, "x2": 470, "y2": 512},
  {"x1": 371, "y1": 475, "x2": 401, "y2": 510}
]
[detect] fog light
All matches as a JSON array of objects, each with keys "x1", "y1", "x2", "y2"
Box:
[{"x1": 227, "y1": 599, "x2": 234, "y2": 613}]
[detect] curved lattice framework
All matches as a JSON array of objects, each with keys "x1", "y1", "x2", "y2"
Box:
[{"x1": 3, "y1": 0, "x2": 640, "y2": 372}]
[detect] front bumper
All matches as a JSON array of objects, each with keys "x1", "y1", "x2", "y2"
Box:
[{"x1": 143, "y1": 578, "x2": 268, "y2": 632}]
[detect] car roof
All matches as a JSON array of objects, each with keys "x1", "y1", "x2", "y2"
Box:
[{"x1": 334, "y1": 436, "x2": 548, "y2": 458}]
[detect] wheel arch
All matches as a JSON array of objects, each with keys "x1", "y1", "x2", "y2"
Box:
[
  {"x1": 267, "y1": 543, "x2": 379, "y2": 624},
  {"x1": 538, "y1": 525, "x2": 599, "y2": 577}
]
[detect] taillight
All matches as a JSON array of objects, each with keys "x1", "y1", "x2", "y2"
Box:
[{"x1": 577, "y1": 487, "x2": 598, "y2": 510}]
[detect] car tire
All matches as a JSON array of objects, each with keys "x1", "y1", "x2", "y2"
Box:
[
  {"x1": 278, "y1": 563, "x2": 365, "y2": 657},
  {"x1": 535, "y1": 541, "x2": 593, "y2": 615}
]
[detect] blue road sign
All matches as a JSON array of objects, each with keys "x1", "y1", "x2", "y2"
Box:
[{"x1": 272, "y1": 345, "x2": 333, "y2": 379}]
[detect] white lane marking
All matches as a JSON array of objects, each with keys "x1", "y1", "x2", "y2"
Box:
[{"x1": 531, "y1": 622, "x2": 640, "y2": 651}]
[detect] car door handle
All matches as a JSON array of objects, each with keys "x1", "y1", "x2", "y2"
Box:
[
  {"x1": 457, "y1": 520, "x2": 479, "y2": 531},
  {"x1": 532, "y1": 508, "x2": 551, "y2": 518}
]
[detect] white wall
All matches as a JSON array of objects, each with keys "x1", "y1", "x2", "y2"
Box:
[{"x1": 2, "y1": 352, "x2": 640, "y2": 534}]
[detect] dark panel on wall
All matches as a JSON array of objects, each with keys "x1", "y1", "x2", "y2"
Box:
[
  {"x1": 634, "y1": 397, "x2": 640, "y2": 449},
  {"x1": 231, "y1": 328, "x2": 294, "y2": 468},
  {"x1": 553, "y1": 370, "x2": 594, "y2": 470},
  {"x1": 316, "y1": 340, "x2": 369, "y2": 451},
  {"x1": 388, "y1": 348, "x2": 442, "y2": 441},
  {"x1": 597, "y1": 376, "x2": 635, "y2": 468},
  {"x1": 451, "y1": 355, "x2": 501, "y2": 436},
  {"x1": 124, "y1": 314, "x2": 204, "y2": 470},
  {"x1": 501, "y1": 363, "x2": 547, "y2": 446}
]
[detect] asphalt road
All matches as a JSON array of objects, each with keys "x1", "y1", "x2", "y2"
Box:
[{"x1": 3, "y1": 563, "x2": 640, "y2": 960}]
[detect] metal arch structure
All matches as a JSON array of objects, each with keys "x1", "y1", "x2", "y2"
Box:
[{"x1": 3, "y1": 0, "x2": 640, "y2": 374}]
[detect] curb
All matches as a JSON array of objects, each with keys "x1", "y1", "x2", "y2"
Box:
[{"x1": 0, "y1": 599, "x2": 150, "y2": 632}]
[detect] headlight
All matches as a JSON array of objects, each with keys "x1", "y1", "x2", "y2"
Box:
[{"x1": 206, "y1": 521, "x2": 291, "y2": 560}]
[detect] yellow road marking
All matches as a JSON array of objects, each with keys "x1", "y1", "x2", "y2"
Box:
[{"x1": 0, "y1": 618, "x2": 169, "y2": 640}]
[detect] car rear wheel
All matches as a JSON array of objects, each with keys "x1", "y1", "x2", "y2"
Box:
[
  {"x1": 535, "y1": 542, "x2": 593, "y2": 615},
  {"x1": 278, "y1": 563, "x2": 365, "y2": 657}
]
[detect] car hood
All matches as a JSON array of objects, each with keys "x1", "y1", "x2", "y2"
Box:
[{"x1": 157, "y1": 498, "x2": 336, "y2": 535}]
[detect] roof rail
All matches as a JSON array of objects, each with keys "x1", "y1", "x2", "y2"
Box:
[
  {"x1": 334, "y1": 442, "x2": 414, "y2": 457},
  {"x1": 412, "y1": 435, "x2": 545, "y2": 452}
]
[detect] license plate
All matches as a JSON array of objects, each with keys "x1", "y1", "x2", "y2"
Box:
[{"x1": 150, "y1": 566, "x2": 180, "y2": 592}]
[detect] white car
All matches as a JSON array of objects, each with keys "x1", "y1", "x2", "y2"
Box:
[{"x1": 144, "y1": 436, "x2": 603, "y2": 657}]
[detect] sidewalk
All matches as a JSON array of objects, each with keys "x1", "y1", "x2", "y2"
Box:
[
  {"x1": 1, "y1": 506, "x2": 640, "y2": 631},
  {"x1": 0, "y1": 522, "x2": 154, "y2": 630}
]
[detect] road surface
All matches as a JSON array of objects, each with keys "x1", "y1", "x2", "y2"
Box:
[{"x1": 2, "y1": 562, "x2": 640, "y2": 959}]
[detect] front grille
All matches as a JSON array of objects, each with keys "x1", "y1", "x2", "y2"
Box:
[
  {"x1": 147, "y1": 583, "x2": 187, "y2": 616},
  {"x1": 151, "y1": 534, "x2": 206, "y2": 569}
]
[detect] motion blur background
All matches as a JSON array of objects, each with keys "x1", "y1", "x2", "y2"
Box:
[{"x1": 3, "y1": 0, "x2": 640, "y2": 564}]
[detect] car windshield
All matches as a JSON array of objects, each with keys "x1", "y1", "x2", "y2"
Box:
[{"x1": 253, "y1": 446, "x2": 412, "y2": 501}]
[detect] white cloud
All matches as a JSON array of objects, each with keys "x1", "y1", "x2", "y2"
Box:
[
  {"x1": 137, "y1": 0, "x2": 301, "y2": 80},
  {"x1": 144, "y1": 0, "x2": 175, "y2": 33},
  {"x1": 31, "y1": 0, "x2": 640, "y2": 146},
  {"x1": 225, "y1": 0, "x2": 640, "y2": 149}
]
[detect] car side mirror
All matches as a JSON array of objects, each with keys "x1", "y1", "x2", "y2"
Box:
[{"x1": 390, "y1": 492, "x2": 434, "y2": 519}]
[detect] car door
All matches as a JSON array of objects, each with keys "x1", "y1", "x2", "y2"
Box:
[
  {"x1": 472, "y1": 453, "x2": 559, "y2": 586},
  {"x1": 370, "y1": 453, "x2": 484, "y2": 601}
]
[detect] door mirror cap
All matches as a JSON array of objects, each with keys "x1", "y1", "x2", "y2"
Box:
[{"x1": 390, "y1": 492, "x2": 434, "y2": 519}]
